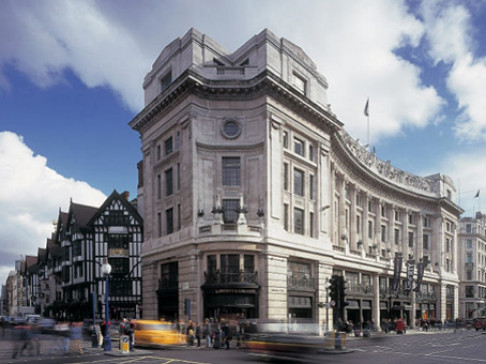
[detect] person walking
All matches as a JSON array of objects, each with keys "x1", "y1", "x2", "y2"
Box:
[
  {"x1": 203, "y1": 318, "x2": 212, "y2": 347},
  {"x1": 70, "y1": 322, "x2": 83, "y2": 355},
  {"x1": 195, "y1": 322, "x2": 201, "y2": 348}
]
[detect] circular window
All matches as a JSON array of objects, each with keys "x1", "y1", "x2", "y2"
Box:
[{"x1": 221, "y1": 120, "x2": 241, "y2": 139}]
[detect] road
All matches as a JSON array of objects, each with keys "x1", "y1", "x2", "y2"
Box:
[{"x1": 0, "y1": 328, "x2": 485, "y2": 364}]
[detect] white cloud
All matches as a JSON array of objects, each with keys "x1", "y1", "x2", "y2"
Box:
[
  {"x1": 0, "y1": 0, "x2": 150, "y2": 110},
  {"x1": 0, "y1": 0, "x2": 445, "y2": 144},
  {"x1": 420, "y1": 1, "x2": 486, "y2": 142},
  {"x1": 0, "y1": 131, "x2": 106, "y2": 286},
  {"x1": 435, "y1": 149, "x2": 486, "y2": 217}
]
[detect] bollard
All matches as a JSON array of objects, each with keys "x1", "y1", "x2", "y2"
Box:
[
  {"x1": 335, "y1": 332, "x2": 342, "y2": 350},
  {"x1": 120, "y1": 335, "x2": 130, "y2": 354},
  {"x1": 324, "y1": 332, "x2": 335, "y2": 350},
  {"x1": 341, "y1": 332, "x2": 347, "y2": 350}
]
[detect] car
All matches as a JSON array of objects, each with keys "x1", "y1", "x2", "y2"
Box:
[
  {"x1": 132, "y1": 320, "x2": 186, "y2": 348},
  {"x1": 473, "y1": 317, "x2": 486, "y2": 331}
]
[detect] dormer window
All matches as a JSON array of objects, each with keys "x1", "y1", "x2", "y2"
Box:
[
  {"x1": 160, "y1": 71, "x2": 172, "y2": 93},
  {"x1": 293, "y1": 72, "x2": 307, "y2": 95}
]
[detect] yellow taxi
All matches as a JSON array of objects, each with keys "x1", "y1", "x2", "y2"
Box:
[{"x1": 132, "y1": 320, "x2": 185, "y2": 348}]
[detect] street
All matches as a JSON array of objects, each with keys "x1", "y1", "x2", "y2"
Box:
[{"x1": 0, "y1": 328, "x2": 485, "y2": 364}]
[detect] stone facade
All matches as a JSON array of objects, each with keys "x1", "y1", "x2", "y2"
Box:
[
  {"x1": 458, "y1": 213, "x2": 486, "y2": 318},
  {"x1": 130, "y1": 29, "x2": 463, "y2": 332}
]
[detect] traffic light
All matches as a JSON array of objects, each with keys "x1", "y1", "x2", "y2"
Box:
[
  {"x1": 339, "y1": 276, "x2": 349, "y2": 308},
  {"x1": 183, "y1": 298, "x2": 191, "y2": 315},
  {"x1": 328, "y1": 275, "x2": 339, "y2": 303}
]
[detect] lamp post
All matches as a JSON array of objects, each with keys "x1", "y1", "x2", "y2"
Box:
[{"x1": 102, "y1": 260, "x2": 112, "y2": 352}]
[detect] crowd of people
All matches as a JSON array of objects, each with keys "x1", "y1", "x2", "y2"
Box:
[
  {"x1": 9, "y1": 320, "x2": 84, "y2": 359},
  {"x1": 172, "y1": 317, "x2": 255, "y2": 350}
]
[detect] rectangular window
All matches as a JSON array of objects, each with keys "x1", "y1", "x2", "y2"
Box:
[
  {"x1": 222, "y1": 157, "x2": 241, "y2": 186},
  {"x1": 160, "y1": 261, "x2": 178, "y2": 289},
  {"x1": 466, "y1": 286, "x2": 474, "y2": 298},
  {"x1": 284, "y1": 163, "x2": 289, "y2": 191},
  {"x1": 446, "y1": 238, "x2": 450, "y2": 252},
  {"x1": 381, "y1": 206, "x2": 386, "y2": 217},
  {"x1": 395, "y1": 228, "x2": 400, "y2": 245},
  {"x1": 177, "y1": 163, "x2": 181, "y2": 191},
  {"x1": 309, "y1": 212, "x2": 314, "y2": 238},
  {"x1": 423, "y1": 234, "x2": 429, "y2": 250},
  {"x1": 446, "y1": 259, "x2": 450, "y2": 272},
  {"x1": 108, "y1": 257, "x2": 129, "y2": 275},
  {"x1": 177, "y1": 204, "x2": 181, "y2": 231},
  {"x1": 466, "y1": 252, "x2": 472, "y2": 263},
  {"x1": 466, "y1": 239, "x2": 472, "y2": 249},
  {"x1": 157, "y1": 174, "x2": 161, "y2": 199},
  {"x1": 294, "y1": 168, "x2": 304, "y2": 196},
  {"x1": 368, "y1": 221, "x2": 373, "y2": 239},
  {"x1": 157, "y1": 145, "x2": 161, "y2": 160},
  {"x1": 165, "y1": 168, "x2": 173, "y2": 196},
  {"x1": 166, "y1": 208, "x2": 174, "y2": 235},
  {"x1": 223, "y1": 199, "x2": 239, "y2": 224},
  {"x1": 165, "y1": 136, "x2": 173, "y2": 155},
  {"x1": 221, "y1": 254, "x2": 240, "y2": 283},
  {"x1": 160, "y1": 71, "x2": 172, "y2": 92},
  {"x1": 157, "y1": 212, "x2": 162, "y2": 238},
  {"x1": 368, "y1": 200, "x2": 372, "y2": 212},
  {"x1": 466, "y1": 224, "x2": 472, "y2": 233},
  {"x1": 395, "y1": 210, "x2": 400, "y2": 221},
  {"x1": 356, "y1": 215, "x2": 361, "y2": 234},
  {"x1": 284, "y1": 204, "x2": 289, "y2": 231},
  {"x1": 283, "y1": 131, "x2": 288, "y2": 149},
  {"x1": 293, "y1": 72, "x2": 307, "y2": 94},
  {"x1": 294, "y1": 138, "x2": 305, "y2": 156},
  {"x1": 207, "y1": 255, "x2": 217, "y2": 275},
  {"x1": 356, "y1": 194, "x2": 362, "y2": 208},
  {"x1": 381, "y1": 225, "x2": 386, "y2": 242},
  {"x1": 309, "y1": 145, "x2": 314, "y2": 161},
  {"x1": 309, "y1": 174, "x2": 315, "y2": 199},
  {"x1": 467, "y1": 270, "x2": 472, "y2": 280},
  {"x1": 409, "y1": 214, "x2": 414, "y2": 225},
  {"x1": 294, "y1": 208, "x2": 304, "y2": 235},
  {"x1": 408, "y1": 232, "x2": 414, "y2": 247}
]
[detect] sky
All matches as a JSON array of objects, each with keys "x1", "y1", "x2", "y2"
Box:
[{"x1": 1, "y1": 0, "x2": 486, "y2": 288}]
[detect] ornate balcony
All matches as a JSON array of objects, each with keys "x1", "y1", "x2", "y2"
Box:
[
  {"x1": 287, "y1": 272, "x2": 316, "y2": 290},
  {"x1": 203, "y1": 271, "x2": 258, "y2": 288}
]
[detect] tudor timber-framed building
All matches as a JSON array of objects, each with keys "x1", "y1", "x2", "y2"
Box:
[{"x1": 130, "y1": 28, "x2": 463, "y2": 330}]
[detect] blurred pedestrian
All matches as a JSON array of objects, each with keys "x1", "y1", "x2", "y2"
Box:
[
  {"x1": 70, "y1": 322, "x2": 83, "y2": 355},
  {"x1": 195, "y1": 322, "x2": 201, "y2": 347},
  {"x1": 203, "y1": 318, "x2": 212, "y2": 347}
]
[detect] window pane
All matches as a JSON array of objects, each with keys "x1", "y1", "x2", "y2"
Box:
[
  {"x1": 165, "y1": 168, "x2": 173, "y2": 196},
  {"x1": 294, "y1": 169, "x2": 304, "y2": 196},
  {"x1": 223, "y1": 199, "x2": 239, "y2": 224},
  {"x1": 222, "y1": 157, "x2": 241, "y2": 186},
  {"x1": 294, "y1": 208, "x2": 304, "y2": 235},
  {"x1": 294, "y1": 138, "x2": 305, "y2": 156}
]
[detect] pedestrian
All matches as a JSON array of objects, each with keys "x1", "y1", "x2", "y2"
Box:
[
  {"x1": 203, "y1": 318, "x2": 212, "y2": 347},
  {"x1": 186, "y1": 320, "x2": 195, "y2": 346},
  {"x1": 195, "y1": 322, "x2": 201, "y2": 347},
  {"x1": 119, "y1": 318, "x2": 127, "y2": 350},
  {"x1": 70, "y1": 322, "x2": 83, "y2": 355},
  {"x1": 221, "y1": 318, "x2": 231, "y2": 350}
]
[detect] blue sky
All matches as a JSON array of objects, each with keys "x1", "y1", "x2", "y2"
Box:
[{"x1": 1, "y1": 0, "x2": 486, "y2": 286}]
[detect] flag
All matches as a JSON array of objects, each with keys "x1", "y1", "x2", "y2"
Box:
[
  {"x1": 364, "y1": 98, "x2": 369, "y2": 117},
  {"x1": 392, "y1": 253, "x2": 402, "y2": 292},
  {"x1": 475, "y1": 189, "x2": 480, "y2": 198}
]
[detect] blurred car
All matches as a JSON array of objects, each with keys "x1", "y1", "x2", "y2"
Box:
[
  {"x1": 473, "y1": 317, "x2": 486, "y2": 331},
  {"x1": 244, "y1": 319, "x2": 321, "y2": 361},
  {"x1": 132, "y1": 320, "x2": 185, "y2": 348}
]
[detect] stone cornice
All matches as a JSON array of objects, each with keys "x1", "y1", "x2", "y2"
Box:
[
  {"x1": 196, "y1": 141, "x2": 264, "y2": 152},
  {"x1": 129, "y1": 69, "x2": 342, "y2": 137}
]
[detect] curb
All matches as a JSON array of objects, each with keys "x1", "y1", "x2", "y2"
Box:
[{"x1": 318, "y1": 348, "x2": 356, "y2": 355}]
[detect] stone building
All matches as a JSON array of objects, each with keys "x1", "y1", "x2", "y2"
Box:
[
  {"x1": 130, "y1": 28, "x2": 463, "y2": 330},
  {"x1": 458, "y1": 212, "x2": 486, "y2": 318}
]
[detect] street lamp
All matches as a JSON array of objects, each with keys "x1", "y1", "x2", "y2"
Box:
[{"x1": 102, "y1": 260, "x2": 112, "y2": 351}]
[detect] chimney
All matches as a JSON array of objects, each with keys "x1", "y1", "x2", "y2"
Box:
[{"x1": 121, "y1": 191, "x2": 130, "y2": 201}]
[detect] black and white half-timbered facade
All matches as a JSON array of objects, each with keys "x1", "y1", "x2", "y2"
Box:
[
  {"x1": 88, "y1": 190, "x2": 144, "y2": 320},
  {"x1": 43, "y1": 190, "x2": 143, "y2": 321}
]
